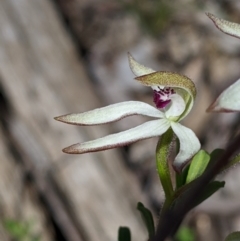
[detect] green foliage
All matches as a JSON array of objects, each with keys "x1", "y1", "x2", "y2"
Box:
[
  {"x1": 207, "y1": 149, "x2": 225, "y2": 169},
  {"x1": 118, "y1": 227, "x2": 131, "y2": 241},
  {"x1": 176, "y1": 149, "x2": 227, "y2": 190},
  {"x1": 210, "y1": 149, "x2": 225, "y2": 163},
  {"x1": 3, "y1": 219, "x2": 40, "y2": 241},
  {"x1": 225, "y1": 232, "x2": 240, "y2": 241},
  {"x1": 175, "y1": 226, "x2": 195, "y2": 241},
  {"x1": 208, "y1": 149, "x2": 240, "y2": 173},
  {"x1": 121, "y1": 0, "x2": 173, "y2": 36},
  {"x1": 191, "y1": 181, "x2": 225, "y2": 208},
  {"x1": 223, "y1": 153, "x2": 240, "y2": 171},
  {"x1": 173, "y1": 150, "x2": 226, "y2": 214},
  {"x1": 156, "y1": 129, "x2": 174, "y2": 200},
  {"x1": 186, "y1": 150, "x2": 210, "y2": 184},
  {"x1": 176, "y1": 150, "x2": 211, "y2": 189},
  {"x1": 176, "y1": 164, "x2": 190, "y2": 189},
  {"x1": 137, "y1": 202, "x2": 155, "y2": 239}
]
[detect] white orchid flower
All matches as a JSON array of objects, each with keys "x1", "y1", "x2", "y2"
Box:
[
  {"x1": 55, "y1": 54, "x2": 200, "y2": 171},
  {"x1": 206, "y1": 13, "x2": 240, "y2": 112},
  {"x1": 207, "y1": 78, "x2": 240, "y2": 112}
]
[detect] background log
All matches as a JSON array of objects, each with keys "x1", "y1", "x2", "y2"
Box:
[{"x1": 0, "y1": 0, "x2": 147, "y2": 240}]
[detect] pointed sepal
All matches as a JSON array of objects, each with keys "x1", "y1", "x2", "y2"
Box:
[
  {"x1": 207, "y1": 78, "x2": 240, "y2": 112},
  {"x1": 128, "y1": 53, "x2": 155, "y2": 76},
  {"x1": 63, "y1": 119, "x2": 170, "y2": 154},
  {"x1": 207, "y1": 13, "x2": 240, "y2": 39},
  {"x1": 55, "y1": 101, "x2": 164, "y2": 126}
]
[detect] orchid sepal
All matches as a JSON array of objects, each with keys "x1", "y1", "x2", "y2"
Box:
[
  {"x1": 207, "y1": 78, "x2": 240, "y2": 112},
  {"x1": 206, "y1": 12, "x2": 240, "y2": 39},
  {"x1": 128, "y1": 52, "x2": 156, "y2": 76},
  {"x1": 55, "y1": 101, "x2": 164, "y2": 125},
  {"x1": 205, "y1": 14, "x2": 240, "y2": 112},
  {"x1": 62, "y1": 119, "x2": 171, "y2": 154}
]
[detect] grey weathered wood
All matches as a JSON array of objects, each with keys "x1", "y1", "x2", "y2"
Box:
[
  {"x1": 0, "y1": 128, "x2": 55, "y2": 241},
  {"x1": 0, "y1": 0, "x2": 147, "y2": 240}
]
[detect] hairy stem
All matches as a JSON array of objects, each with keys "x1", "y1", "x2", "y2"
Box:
[{"x1": 156, "y1": 128, "x2": 174, "y2": 201}]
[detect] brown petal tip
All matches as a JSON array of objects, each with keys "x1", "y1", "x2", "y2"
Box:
[
  {"x1": 54, "y1": 115, "x2": 65, "y2": 122},
  {"x1": 62, "y1": 144, "x2": 81, "y2": 154}
]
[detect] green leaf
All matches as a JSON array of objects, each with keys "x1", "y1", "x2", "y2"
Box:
[
  {"x1": 208, "y1": 149, "x2": 240, "y2": 173},
  {"x1": 137, "y1": 202, "x2": 155, "y2": 238},
  {"x1": 175, "y1": 226, "x2": 195, "y2": 241},
  {"x1": 225, "y1": 232, "x2": 240, "y2": 241},
  {"x1": 118, "y1": 227, "x2": 131, "y2": 241},
  {"x1": 192, "y1": 181, "x2": 225, "y2": 208},
  {"x1": 222, "y1": 153, "x2": 240, "y2": 171},
  {"x1": 210, "y1": 148, "x2": 225, "y2": 161},
  {"x1": 208, "y1": 149, "x2": 225, "y2": 168},
  {"x1": 3, "y1": 219, "x2": 30, "y2": 240},
  {"x1": 176, "y1": 164, "x2": 190, "y2": 189},
  {"x1": 173, "y1": 181, "x2": 225, "y2": 217},
  {"x1": 186, "y1": 150, "x2": 210, "y2": 184}
]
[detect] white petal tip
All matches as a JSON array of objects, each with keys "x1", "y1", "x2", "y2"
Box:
[
  {"x1": 172, "y1": 148, "x2": 200, "y2": 173},
  {"x1": 54, "y1": 115, "x2": 65, "y2": 122},
  {"x1": 127, "y1": 52, "x2": 133, "y2": 61},
  {"x1": 207, "y1": 108, "x2": 236, "y2": 113},
  {"x1": 171, "y1": 122, "x2": 201, "y2": 173},
  {"x1": 127, "y1": 52, "x2": 136, "y2": 65},
  {"x1": 205, "y1": 12, "x2": 214, "y2": 19},
  {"x1": 206, "y1": 12, "x2": 240, "y2": 39},
  {"x1": 206, "y1": 78, "x2": 240, "y2": 113},
  {"x1": 62, "y1": 141, "x2": 124, "y2": 154},
  {"x1": 127, "y1": 52, "x2": 138, "y2": 76},
  {"x1": 127, "y1": 52, "x2": 155, "y2": 76},
  {"x1": 206, "y1": 102, "x2": 233, "y2": 113},
  {"x1": 172, "y1": 161, "x2": 190, "y2": 173},
  {"x1": 207, "y1": 98, "x2": 240, "y2": 113},
  {"x1": 54, "y1": 115, "x2": 73, "y2": 124},
  {"x1": 206, "y1": 101, "x2": 218, "y2": 112},
  {"x1": 62, "y1": 143, "x2": 109, "y2": 154}
]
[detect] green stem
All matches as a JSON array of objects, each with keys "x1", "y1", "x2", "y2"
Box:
[
  {"x1": 221, "y1": 153, "x2": 240, "y2": 172},
  {"x1": 156, "y1": 128, "x2": 174, "y2": 201}
]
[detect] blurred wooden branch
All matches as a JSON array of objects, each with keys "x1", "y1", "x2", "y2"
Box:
[{"x1": 0, "y1": 0, "x2": 146, "y2": 240}]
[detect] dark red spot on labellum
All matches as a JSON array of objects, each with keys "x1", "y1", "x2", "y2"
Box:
[{"x1": 153, "y1": 87, "x2": 175, "y2": 109}]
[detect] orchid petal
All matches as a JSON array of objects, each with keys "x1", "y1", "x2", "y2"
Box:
[
  {"x1": 206, "y1": 13, "x2": 240, "y2": 39},
  {"x1": 207, "y1": 78, "x2": 240, "y2": 112},
  {"x1": 128, "y1": 53, "x2": 156, "y2": 77},
  {"x1": 55, "y1": 101, "x2": 164, "y2": 125},
  {"x1": 165, "y1": 94, "x2": 186, "y2": 119},
  {"x1": 63, "y1": 119, "x2": 170, "y2": 154},
  {"x1": 171, "y1": 122, "x2": 201, "y2": 172},
  {"x1": 135, "y1": 72, "x2": 196, "y2": 120}
]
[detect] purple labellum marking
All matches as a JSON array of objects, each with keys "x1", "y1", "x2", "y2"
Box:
[{"x1": 153, "y1": 87, "x2": 175, "y2": 109}]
